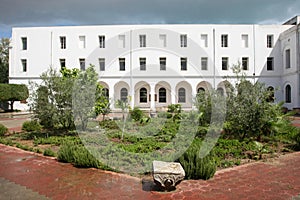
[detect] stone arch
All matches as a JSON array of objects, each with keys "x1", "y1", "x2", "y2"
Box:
[
  {"x1": 196, "y1": 81, "x2": 213, "y2": 93},
  {"x1": 114, "y1": 81, "x2": 130, "y2": 102},
  {"x1": 155, "y1": 81, "x2": 171, "y2": 108},
  {"x1": 217, "y1": 80, "x2": 233, "y2": 96},
  {"x1": 175, "y1": 81, "x2": 193, "y2": 109},
  {"x1": 134, "y1": 81, "x2": 150, "y2": 108}
]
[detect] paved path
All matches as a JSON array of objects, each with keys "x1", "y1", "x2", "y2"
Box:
[{"x1": 0, "y1": 144, "x2": 300, "y2": 200}]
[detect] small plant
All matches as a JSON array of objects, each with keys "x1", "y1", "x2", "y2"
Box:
[
  {"x1": 22, "y1": 120, "x2": 42, "y2": 132},
  {"x1": 43, "y1": 148, "x2": 56, "y2": 157},
  {"x1": 0, "y1": 124, "x2": 8, "y2": 136},
  {"x1": 129, "y1": 107, "x2": 144, "y2": 121},
  {"x1": 178, "y1": 138, "x2": 216, "y2": 180}
]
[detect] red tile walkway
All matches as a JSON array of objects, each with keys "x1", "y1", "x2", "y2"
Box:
[{"x1": 0, "y1": 144, "x2": 300, "y2": 200}]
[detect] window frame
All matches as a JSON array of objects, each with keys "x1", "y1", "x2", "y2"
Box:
[
  {"x1": 221, "y1": 34, "x2": 228, "y2": 47},
  {"x1": 60, "y1": 36, "x2": 66, "y2": 49},
  {"x1": 99, "y1": 58, "x2": 105, "y2": 71},
  {"x1": 139, "y1": 35, "x2": 146, "y2": 48},
  {"x1": 21, "y1": 37, "x2": 27, "y2": 50},
  {"x1": 181, "y1": 57, "x2": 187, "y2": 71},
  {"x1": 139, "y1": 87, "x2": 148, "y2": 103},
  {"x1": 21, "y1": 59, "x2": 27, "y2": 72},
  {"x1": 222, "y1": 57, "x2": 229, "y2": 70},
  {"x1": 285, "y1": 49, "x2": 291, "y2": 69},
  {"x1": 160, "y1": 57, "x2": 166, "y2": 71},
  {"x1": 59, "y1": 58, "x2": 66, "y2": 69},
  {"x1": 79, "y1": 58, "x2": 85, "y2": 71},
  {"x1": 99, "y1": 35, "x2": 105, "y2": 48},
  {"x1": 140, "y1": 57, "x2": 146, "y2": 71},
  {"x1": 242, "y1": 57, "x2": 249, "y2": 70},
  {"x1": 180, "y1": 34, "x2": 187, "y2": 47},
  {"x1": 201, "y1": 57, "x2": 208, "y2": 70},
  {"x1": 119, "y1": 58, "x2": 125, "y2": 71},
  {"x1": 285, "y1": 85, "x2": 291, "y2": 103},
  {"x1": 267, "y1": 57, "x2": 274, "y2": 71},
  {"x1": 178, "y1": 87, "x2": 186, "y2": 103},
  {"x1": 120, "y1": 88, "x2": 128, "y2": 102},
  {"x1": 158, "y1": 88, "x2": 167, "y2": 103}
]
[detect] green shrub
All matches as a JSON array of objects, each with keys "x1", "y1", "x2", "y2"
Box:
[
  {"x1": 130, "y1": 107, "x2": 144, "y2": 121},
  {"x1": 43, "y1": 148, "x2": 56, "y2": 157},
  {"x1": 99, "y1": 120, "x2": 119, "y2": 130},
  {"x1": 0, "y1": 124, "x2": 8, "y2": 136},
  {"x1": 178, "y1": 138, "x2": 216, "y2": 180},
  {"x1": 22, "y1": 120, "x2": 42, "y2": 132},
  {"x1": 57, "y1": 140, "x2": 102, "y2": 168}
]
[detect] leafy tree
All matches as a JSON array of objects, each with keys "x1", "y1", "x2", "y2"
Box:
[
  {"x1": 0, "y1": 84, "x2": 29, "y2": 111},
  {"x1": 29, "y1": 67, "x2": 77, "y2": 130},
  {"x1": 94, "y1": 84, "x2": 111, "y2": 121},
  {"x1": 115, "y1": 99, "x2": 130, "y2": 140},
  {"x1": 0, "y1": 38, "x2": 9, "y2": 83},
  {"x1": 72, "y1": 66, "x2": 98, "y2": 130}
]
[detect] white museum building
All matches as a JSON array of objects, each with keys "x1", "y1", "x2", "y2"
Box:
[{"x1": 8, "y1": 16, "x2": 300, "y2": 112}]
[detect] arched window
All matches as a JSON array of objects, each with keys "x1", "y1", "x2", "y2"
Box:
[
  {"x1": 217, "y1": 88, "x2": 224, "y2": 96},
  {"x1": 178, "y1": 88, "x2": 186, "y2": 103},
  {"x1": 159, "y1": 88, "x2": 166, "y2": 103},
  {"x1": 285, "y1": 85, "x2": 291, "y2": 103},
  {"x1": 197, "y1": 87, "x2": 205, "y2": 93},
  {"x1": 140, "y1": 87, "x2": 147, "y2": 103},
  {"x1": 267, "y1": 86, "x2": 274, "y2": 102},
  {"x1": 103, "y1": 88, "x2": 109, "y2": 99},
  {"x1": 120, "y1": 88, "x2": 128, "y2": 102}
]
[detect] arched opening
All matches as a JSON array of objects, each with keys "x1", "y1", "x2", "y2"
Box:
[
  {"x1": 103, "y1": 88, "x2": 109, "y2": 99},
  {"x1": 139, "y1": 87, "x2": 147, "y2": 103},
  {"x1": 197, "y1": 87, "x2": 205, "y2": 93},
  {"x1": 217, "y1": 87, "x2": 224, "y2": 96},
  {"x1": 178, "y1": 88, "x2": 186, "y2": 103},
  {"x1": 120, "y1": 88, "x2": 128, "y2": 102},
  {"x1": 159, "y1": 87, "x2": 167, "y2": 103},
  {"x1": 285, "y1": 85, "x2": 291, "y2": 103}
]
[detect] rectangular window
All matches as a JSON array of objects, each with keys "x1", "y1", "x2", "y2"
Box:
[
  {"x1": 242, "y1": 57, "x2": 249, "y2": 70},
  {"x1": 60, "y1": 36, "x2": 66, "y2": 49},
  {"x1": 200, "y1": 34, "x2": 208, "y2": 47},
  {"x1": 140, "y1": 57, "x2": 146, "y2": 71},
  {"x1": 267, "y1": 35, "x2": 274, "y2": 48},
  {"x1": 59, "y1": 59, "x2": 66, "y2": 69},
  {"x1": 267, "y1": 57, "x2": 274, "y2": 71},
  {"x1": 21, "y1": 37, "x2": 27, "y2": 50},
  {"x1": 160, "y1": 57, "x2": 166, "y2": 71},
  {"x1": 221, "y1": 34, "x2": 228, "y2": 47},
  {"x1": 180, "y1": 34, "x2": 187, "y2": 47},
  {"x1": 159, "y1": 34, "x2": 167, "y2": 47},
  {"x1": 222, "y1": 57, "x2": 229, "y2": 70},
  {"x1": 99, "y1": 35, "x2": 105, "y2": 48},
  {"x1": 118, "y1": 35, "x2": 125, "y2": 48},
  {"x1": 285, "y1": 49, "x2": 291, "y2": 69},
  {"x1": 21, "y1": 59, "x2": 27, "y2": 72},
  {"x1": 79, "y1": 58, "x2": 85, "y2": 71},
  {"x1": 119, "y1": 58, "x2": 125, "y2": 71},
  {"x1": 201, "y1": 57, "x2": 208, "y2": 70},
  {"x1": 181, "y1": 57, "x2": 187, "y2": 71},
  {"x1": 79, "y1": 36, "x2": 86, "y2": 49},
  {"x1": 241, "y1": 34, "x2": 248, "y2": 48},
  {"x1": 139, "y1": 35, "x2": 146, "y2": 47},
  {"x1": 99, "y1": 58, "x2": 105, "y2": 71}
]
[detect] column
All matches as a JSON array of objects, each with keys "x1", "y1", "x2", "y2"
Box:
[{"x1": 150, "y1": 83, "x2": 156, "y2": 112}]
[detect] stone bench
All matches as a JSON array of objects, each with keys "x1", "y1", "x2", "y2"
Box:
[{"x1": 152, "y1": 160, "x2": 185, "y2": 191}]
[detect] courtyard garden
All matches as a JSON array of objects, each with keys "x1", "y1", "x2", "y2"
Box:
[{"x1": 0, "y1": 64, "x2": 300, "y2": 180}]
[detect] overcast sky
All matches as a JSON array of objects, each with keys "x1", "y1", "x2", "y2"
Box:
[{"x1": 1, "y1": 0, "x2": 300, "y2": 38}]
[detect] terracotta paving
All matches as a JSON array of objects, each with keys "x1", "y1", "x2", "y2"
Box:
[{"x1": 0, "y1": 144, "x2": 300, "y2": 200}]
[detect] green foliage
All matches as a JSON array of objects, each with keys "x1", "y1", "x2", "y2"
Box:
[
  {"x1": 0, "y1": 38, "x2": 9, "y2": 83},
  {"x1": 72, "y1": 66, "x2": 99, "y2": 131},
  {"x1": 22, "y1": 120, "x2": 42, "y2": 132},
  {"x1": 94, "y1": 84, "x2": 111, "y2": 120},
  {"x1": 194, "y1": 91, "x2": 212, "y2": 126},
  {"x1": 0, "y1": 124, "x2": 8, "y2": 136},
  {"x1": 178, "y1": 138, "x2": 216, "y2": 180},
  {"x1": 57, "y1": 140, "x2": 104, "y2": 169},
  {"x1": 129, "y1": 107, "x2": 144, "y2": 121},
  {"x1": 43, "y1": 148, "x2": 56, "y2": 157},
  {"x1": 167, "y1": 104, "x2": 182, "y2": 120},
  {"x1": 0, "y1": 84, "x2": 29, "y2": 110}
]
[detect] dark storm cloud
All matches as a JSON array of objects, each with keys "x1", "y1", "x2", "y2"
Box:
[{"x1": 0, "y1": 0, "x2": 300, "y2": 37}]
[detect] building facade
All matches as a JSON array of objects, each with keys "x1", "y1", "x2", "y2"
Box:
[{"x1": 9, "y1": 16, "x2": 300, "y2": 111}]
